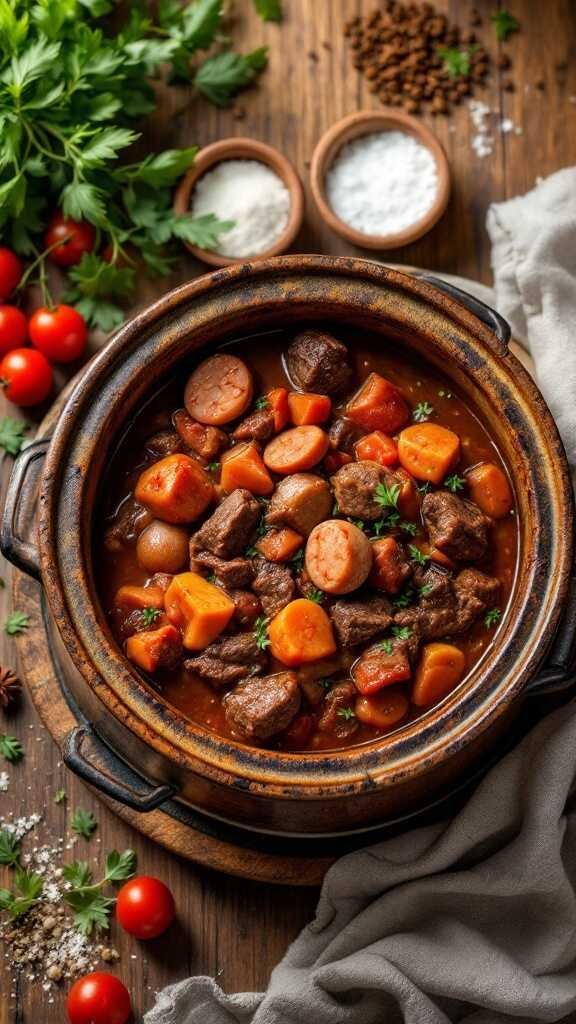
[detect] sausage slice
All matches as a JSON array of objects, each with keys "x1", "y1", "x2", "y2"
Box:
[
  {"x1": 305, "y1": 519, "x2": 373, "y2": 595},
  {"x1": 185, "y1": 354, "x2": 253, "y2": 426}
]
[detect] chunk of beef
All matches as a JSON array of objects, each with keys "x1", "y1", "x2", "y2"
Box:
[
  {"x1": 394, "y1": 566, "x2": 500, "y2": 640},
  {"x1": 286, "y1": 330, "x2": 353, "y2": 396},
  {"x1": 173, "y1": 409, "x2": 228, "y2": 460},
  {"x1": 330, "y1": 596, "x2": 393, "y2": 647},
  {"x1": 331, "y1": 460, "x2": 399, "y2": 521},
  {"x1": 454, "y1": 568, "x2": 500, "y2": 624},
  {"x1": 103, "y1": 500, "x2": 152, "y2": 553},
  {"x1": 231, "y1": 408, "x2": 275, "y2": 442},
  {"x1": 423, "y1": 491, "x2": 491, "y2": 561},
  {"x1": 191, "y1": 548, "x2": 255, "y2": 588},
  {"x1": 193, "y1": 489, "x2": 260, "y2": 558},
  {"x1": 144, "y1": 430, "x2": 182, "y2": 458},
  {"x1": 185, "y1": 634, "x2": 266, "y2": 687},
  {"x1": 252, "y1": 561, "x2": 295, "y2": 617},
  {"x1": 318, "y1": 681, "x2": 358, "y2": 739},
  {"x1": 266, "y1": 473, "x2": 332, "y2": 536},
  {"x1": 228, "y1": 589, "x2": 262, "y2": 628},
  {"x1": 328, "y1": 417, "x2": 360, "y2": 454},
  {"x1": 224, "y1": 672, "x2": 300, "y2": 740},
  {"x1": 115, "y1": 608, "x2": 169, "y2": 642}
]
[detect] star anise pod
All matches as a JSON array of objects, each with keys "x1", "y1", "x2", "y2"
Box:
[{"x1": 0, "y1": 666, "x2": 21, "y2": 709}]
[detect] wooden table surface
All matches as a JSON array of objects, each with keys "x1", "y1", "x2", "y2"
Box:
[{"x1": 1, "y1": 1, "x2": 575, "y2": 1020}]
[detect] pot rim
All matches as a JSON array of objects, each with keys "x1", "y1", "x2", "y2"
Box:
[{"x1": 38, "y1": 256, "x2": 574, "y2": 800}]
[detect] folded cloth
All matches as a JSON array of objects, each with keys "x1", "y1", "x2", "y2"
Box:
[
  {"x1": 487, "y1": 166, "x2": 576, "y2": 466},
  {"x1": 146, "y1": 173, "x2": 576, "y2": 1024}
]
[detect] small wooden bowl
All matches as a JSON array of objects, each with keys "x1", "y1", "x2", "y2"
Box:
[
  {"x1": 310, "y1": 110, "x2": 451, "y2": 250},
  {"x1": 173, "y1": 138, "x2": 305, "y2": 267}
]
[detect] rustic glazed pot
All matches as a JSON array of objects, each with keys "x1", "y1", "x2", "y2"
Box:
[{"x1": 2, "y1": 257, "x2": 575, "y2": 837}]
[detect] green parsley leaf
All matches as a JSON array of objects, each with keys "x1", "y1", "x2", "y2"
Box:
[
  {"x1": 319, "y1": 677, "x2": 334, "y2": 690},
  {"x1": 171, "y1": 213, "x2": 234, "y2": 250},
  {"x1": 129, "y1": 148, "x2": 198, "y2": 188},
  {"x1": 208, "y1": 460, "x2": 220, "y2": 472},
  {"x1": 412, "y1": 401, "x2": 434, "y2": 422},
  {"x1": 378, "y1": 639, "x2": 394, "y2": 655},
  {"x1": 307, "y1": 588, "x2": 324, "y2": 604},
  {"x1": 254, "y1": 616, "x2": 271, "y2": 652},
  {"x1": 369, "y1": 518, "x2": 387, "y2": 539},
  {"x1": 337, "y1": 707, "x2": 356, "y2": 721},
  {"x1": 71, "y1": 808, "x2": 97, "y2": 840},
  {"x1": 253, "y1": 0, "x2": 283, "y2": 21},
  {"x1": 63, "y1": 861, "x2": 93, "y2": 888},
  {"x1": 66, "y1": 890, "x2": 115, "y2": 935},
  {"x1": 0, "y1": 418, "x2": 28, "y2": 456},
  {"x1": 444, "y1": 474, "x2": 466, "y2": 493},
  {"x1": 391, "y1": 625, "x2": 413, "y2": 641},
  {"x1": 351, "y1": 519, "x2": 365, "y2": 531},
  {"x1": 408, "y1": 544, "x2": 430, "y2": 567},
  {"x1": 255, "y1": 396, "x2": 269, "y2": 410},
  {"x1": 0, "y1": 829, "x2": 21, "y2": 868},
  {"x1": 245, "y1": 545, "x2": 259, "y2": 558},
  {"x1": 374, "y1": 481, "x2": 401, "y2": 510},
  {"x1": 194, "y1": 48, "x2": 268, "y2": 106},
  {"x1": 104, "y1": 849, "x2": 137, "y2": 883},
  {"x1": 417, "y1": 481, "x2": 432, "y2": 495},
  {"x1": 290, "y1": 549, "x2": 305, "y2": 572},
  {"x1": 491, "y1": 9, "x2": 520, "y2": 41},
  {"x1": 140, "y1": 607, "x2": 162, "y2": 627},
  {"x1": 54, "y1": 789, "x2": 67, "y2": 804},
  {"x1": 400, "y1": 521, "x2": 418, "y2": 536},
  {"x1": 418, "y1": 581, "x2": 435, "y2": 597},
  {"x1": 0, "y1": 868, "x2": 43, "y2": 919},
  {"x1": 484, "y1": 608, "x2": 502, "y2": 628},
  {"x1": 0, "y1": 735, "x2": 23, "y2": 763},
  {"x1": 438, "y1": 46, "x2": 477, "y2": 78},
  {"x1": 4, "y1": 611, "x2": 29, "y2": 636},
  {"x1": 392, "y1": 588, "x2": 415, "y2": 609}
]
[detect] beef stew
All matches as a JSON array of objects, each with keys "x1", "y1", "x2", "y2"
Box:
[{"x1": 95, "y1": 327, "x2": 518, "y2": 752}]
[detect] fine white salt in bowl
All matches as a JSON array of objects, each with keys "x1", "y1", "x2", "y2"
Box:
[{"x1": 310, "y1": 109, "x2": 451, "y2": 250}]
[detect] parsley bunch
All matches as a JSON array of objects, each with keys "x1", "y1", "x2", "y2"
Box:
[{"x1": 0, "y1": 0, "x2": 269, "y2": 329}]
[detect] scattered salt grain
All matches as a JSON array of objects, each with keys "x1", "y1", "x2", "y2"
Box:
[
  {"x1": 469, "y1": 100, "x2": 494, "y2": 158},
  {"x1": 190, "y1": 159, "x2": 291, "y2": 258},
  {"x1": 0, "y1": 771, "x2": 9, "y2": 792},
  {"x1": 326, "y1": 131, "x2": 439, "y2": 237}
]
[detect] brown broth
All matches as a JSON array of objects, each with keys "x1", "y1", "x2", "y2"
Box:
[{"x1": 95, "y1": 327, "x2": 519, "y2": 752}]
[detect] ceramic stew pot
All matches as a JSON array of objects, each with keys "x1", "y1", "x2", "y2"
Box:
[{"x1": 2, "y1": 257, "x2": 575, "y2": 837}]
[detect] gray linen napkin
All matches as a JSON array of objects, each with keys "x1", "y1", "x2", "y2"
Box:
[{"x1": 146, "y1": 173, "x2": 576, "y2": 1024}]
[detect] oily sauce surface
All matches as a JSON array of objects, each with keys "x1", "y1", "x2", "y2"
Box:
[{"x1": 95, "y1": 328, "x2": 518, "y2": 752}]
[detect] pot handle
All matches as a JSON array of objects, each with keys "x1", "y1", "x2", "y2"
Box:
[
  {"x1": 523, "y1": 565, "x2": 576, "y2": 697},
  {"x1": 63, "y1": 724, "x2": 177, "y2": 812},
  {"x1": 418, "y1": 274, "x2": 511, "y2": 355},
  {"x1": 0, "y1": 438, "x2": 49, "y2": 581}
]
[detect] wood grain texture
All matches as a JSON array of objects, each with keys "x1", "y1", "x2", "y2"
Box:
[{"x1": 1, "y1": 1, "x2": 576, "y2": 1020}]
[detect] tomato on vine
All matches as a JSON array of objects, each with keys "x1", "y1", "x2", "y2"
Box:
[
  {"x1": 116, "y1": 875, "x2": 176, "y2": 939},
  {"x1": 0, "y1": 306, "x2": 28, "y2": 355},
  {"x1": 67, "y1": 972, "x2": 132, "y2": 1024},
  {"x1": 0, "y1": 348, "x2": 52, "y2": 406},
  {"x1": 45, "y1": 213, "x2": 96, "y2": 268},
  {"x1": 29, "y1": 304, "x2": 88, "y2": 363},
  {"x1": 0, "y1": 248, "x2": 23, "y2": 301}
]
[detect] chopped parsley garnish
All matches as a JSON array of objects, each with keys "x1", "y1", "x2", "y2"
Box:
[
  {"x1": 412, "y1": 401, "x2": 434, "y2": 422},
  {"x1": 444, "y1": 474, "x2": 466, "y2": 493},
  {"x1": 4, "y1": 611, "x2": 30, "y2": 636},
  {"x1": 0, "y1": 829, "x2": 21, "y2": 867},
  {"x1": 370, "y1": 518, "x2": 387, "y2": 538},
  {"x1": 417, "y1": 481, "x2": 432, "y2": 495},
  {"x1": 351, "y1": 519, "x2": 365, "y2": 531},
  {"x1": 378, "y1": 639, "x2": 394, "y2": 655},
  {"x1": 254, "y1": 616, "x2": 271, "y2": 651},
  {"x1": 255, "y1": 396, "x2": 269, "y2": 410},
  {"x1": 54, "y1": 789, "x2": 67, "y2": 805},
  {"x1": 484, "y1": 608, "x2": 502, "y2": 629},
  {"x1": 319, "y1": 677, "x2": 334, "y2": 690},
  {"x1": 337, "y1": 707, "x2": 356, "y2": 721},
  {"x1": 71, "y1": 808, "x2": 97, "y2": 840},
  {"x1": 418, "y1": 581, "x2": 435, "y2": 597},
  {"x1": 408, "y1": 544, "x2": 430, "y2": 566},
  {"x1": 438, "y1": 45, "x2": 477, "y2": 78},
  {"x1": 400, "y1": 520, "x2": 418, "y2": 536},
  {"x1": 208, "y1": 460, "x2": 220, "y2": 472},
  {"x1": 0, "y1": 734, "x2": 23, "y2": 763},
  {"x1": 391, "y1": 625, "x2": 413, "y2": 641},
  {"x1": 140, "y1": 607, "x2": 162, "y2": 627},
  {"x1": 332, "y1": 500, "x2": 340, "y2": 516},
  {"x1": 63, "y1": 849, "x2": 136, "y2": 936},
  {"x1": 491, "y1": 9, "x2": 520, "y2": 41},
  {"x1": 0, "y1": 418, "x2": 28, "y2": 456},
  {"x1": 0, "y1": 868, "x2": 44, "y2": 920},
  {"x1": 207, "y1": 572, "x2": 217, "y2": 583},
  {"x1": 307, "y1": 588, "x2": 325, "y2": 604},
  {"x1": 392, "y1": 588, "x2": 415, "y2": 609},
  {"x1": 374, "y1": 481, "x2": 400, "y2": 511},
  {"x1": 290, "y1": 549, "x2": 305, "y2": 572},
  {"x1": 244, "y1": 545, "x2": 259, "y2": 558}
]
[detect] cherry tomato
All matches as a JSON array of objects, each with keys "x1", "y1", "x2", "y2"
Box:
[
  {"x1": 0, "y1": 348, "x2": 52, "y2": 406},
  {"x1": 29, "y1": 304, "x2": 87, "y2": 363},
  {"x1": 45, "y1": 213, "x2": 96, "y2": 267},
  {"x1": 0, "y1": 306, "x2": 28, "y2": 354},
  {"x1": 67, "y1": 972, "x2": 131, "y2": 1024},
  {"x1": 116, "y1": 875, "x2": 176, "y2": 939},
  {"x1": 0, "y1": 248, "x2": 23, "y2": 301}
]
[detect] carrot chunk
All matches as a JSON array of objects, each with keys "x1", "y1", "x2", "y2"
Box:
[
  {"x1": 114, "y1": 585, "x2": 166, "y2": 611},
  {"x1": 135, "y1": 453, "x2": 213, "y2": 524},
  {"x1": 267, "y1": 387, "x2": 289, "y2": 432},
  {"x1": 165, "y1": 572, "x2": 234, "y2": 650},
  {"x1": 355, "y1": 690, "x2": 409, "y2": 729},
  {"x1": 355, "y1": 430, "x2": 398, "y2": 467},
  {"x1": 263, "y1": 426, "x2": 330, "y2": 474},
  {"x1": 395, "y1": 466, "x2": 421, "y2": 520},
  {"x1": 398, "y1": 423, "x2": 461, "y2": 484},
  {"x1": 370, "y1": 537, "x2": 411, "y2": 594},
  {"x1": 268, "y1": 598, "x2": 337, "y2": 666},
  {"x1": 346, "y1": 372, "x2": 410, "y2": 433},
  {"x1": 353, "y1": 647, "x2": 412, "y2": 694},
  {"x1": 220, "y1": 442, "x2": 274, "y2": 496},
  {"x1": 256, "y1": 528, "x2": 304, "y2": 563},
  {"x1": 412, "y1": 643, "x2": 465, "y2": 707},
  {"x1": 288, "y1": 392, "x2": 332, "y2": 426},
  {"x1": 466, "y1": 462, "x2": 513, "y2": 519},
  {"x1": 126, "y1": 624, "x2": 182, "y2": 673}
]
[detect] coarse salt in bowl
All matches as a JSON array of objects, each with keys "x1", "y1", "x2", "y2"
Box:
[{"x1": 310, "y1": 110, "x2": 450, "y2": 250}]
